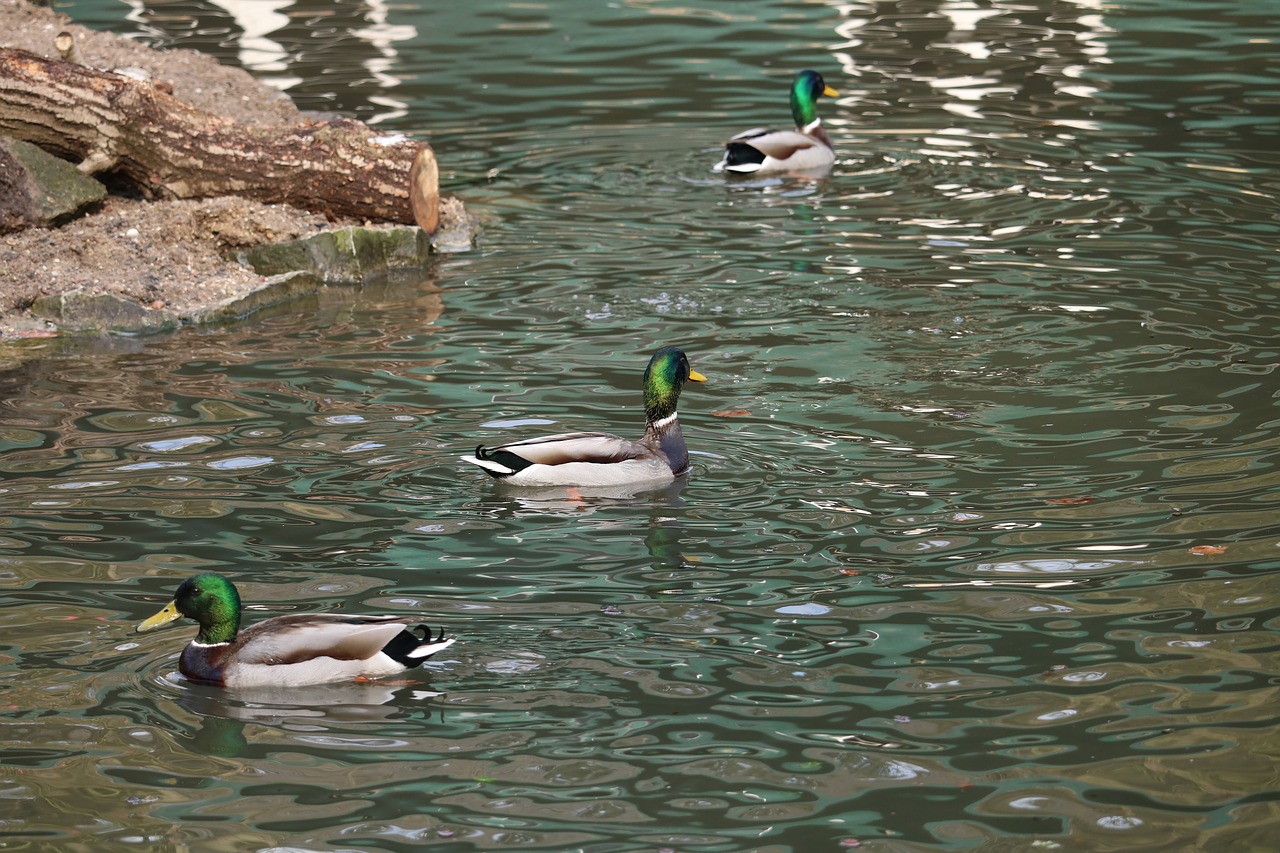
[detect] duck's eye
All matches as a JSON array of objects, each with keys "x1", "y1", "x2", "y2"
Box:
[{"x1": 191, "y1": 587, "x2": 201, "y2": 595}]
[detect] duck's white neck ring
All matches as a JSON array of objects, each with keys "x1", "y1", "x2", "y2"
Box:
[
  {"x1": 191, "y1": 640, "x2": 231, "y2": 648},
  {"x1": 802, "y1": 118, "x2": 823, "y2": 133},
  {"x1": 650, "y1": 412, "x2": 679, "y2": 429}
]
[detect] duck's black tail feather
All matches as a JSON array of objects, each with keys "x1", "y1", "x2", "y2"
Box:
[
  {"x1": 721, "y1": 141, "x2": 767, "y2": 170},
  {"x1": 382, "y1": 625, "x2": 455, "y2": 667}
]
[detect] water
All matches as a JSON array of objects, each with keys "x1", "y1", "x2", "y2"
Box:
[{"x1": 3, "y1": 0, "x2": 1278, "y2": 850}]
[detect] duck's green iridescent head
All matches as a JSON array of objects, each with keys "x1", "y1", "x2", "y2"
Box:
[
  {"x1": 642, "y1": 347, "x2": 706, "y2": 421},
  {"x1": 137, "y1": 572, "x2": 242, "y2": 644},
  {"x1": 790, "y1": 69, "x2": 839, "y2": 128}
]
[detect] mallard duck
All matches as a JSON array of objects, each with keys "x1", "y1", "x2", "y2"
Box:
[
  {"x1": 137, "y1": 573, "x2": 455, "y2": 688},
  {"x1": 713, "y1": 69, "x2": 839, "y2": 174},
  {"x1": 462, "y1": 346, "x2": 707, "y2": 487}
]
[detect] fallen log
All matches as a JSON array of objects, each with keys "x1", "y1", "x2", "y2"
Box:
[{"x1": 0, "y1": 47, "x2": 437, "y2": 230}]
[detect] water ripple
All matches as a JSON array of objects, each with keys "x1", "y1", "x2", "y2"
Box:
[{"x1": 2, "y1": 0, "x2": 1278, "y2": 849}]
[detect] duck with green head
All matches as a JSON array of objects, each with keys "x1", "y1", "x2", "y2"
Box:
[
  {"x1": 137, "y1": 573, "x2": 455, "y2": 688},
  {"x1": 713, "y1": 69, "x2": 840, "y2": 174},
  {"x1": 462, "y1": 346, "x2": 707, "y2": 487}
]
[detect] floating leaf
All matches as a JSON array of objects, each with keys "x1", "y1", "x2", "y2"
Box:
[
  {"x1": 711, "y1": 409, "x2": 752, "y2": 417},
  {"x1": 1188, "y1": 544, "x2": 1227, "y2": 556},
  {"x1": 1045, "y1": 496, "x2": 1095, "y2": 505}
]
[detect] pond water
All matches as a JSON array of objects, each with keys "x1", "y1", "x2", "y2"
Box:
[{"x1": 3, "y1": 0, "x2": 1279, "y2": 850}]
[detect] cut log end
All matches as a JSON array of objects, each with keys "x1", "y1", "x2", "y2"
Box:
[{"x1": 409, "y1": 145, "x2": 440, "y2": 234}]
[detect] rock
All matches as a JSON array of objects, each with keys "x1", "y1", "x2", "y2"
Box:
[
  {"x1": 431, "y1": 197, "x2": 479, "y2": 254},
  {"x1": 240, "y1": 225, "x2": 434, "y2": 281},
  {"x1": 31, "y1": 289, "x2": 174, "y2": 332},
  {"x1": 241, "y1": 203, "x2": 477, "y2": 281},
  {"x1": 182, "y1": 271, "x2": 322, "y2": 326},
  {"x1": 0, "y1": 136, "x2": 107, "y2": 233},
  {"x1": 27, "y1": 271, "x2": 333, "y2": 332}
]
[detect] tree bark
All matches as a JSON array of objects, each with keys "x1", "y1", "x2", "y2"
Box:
[{"x1": 0, "y1": 47, "x2": 437, "y2": 229}]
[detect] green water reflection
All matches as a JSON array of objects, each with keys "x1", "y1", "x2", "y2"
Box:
[{"x1": 3, "y1": 0, "x2": 1279, "y2": 850}]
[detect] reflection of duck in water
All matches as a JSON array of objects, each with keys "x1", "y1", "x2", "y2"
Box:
[
  {"x1": 176, "y1": 681, "x2": 444, "y2": 757},
  {"x1": 713, "y1": 70, "x2": 839, "y2": 175},
  {"x1": 138, "y1": 573, "x2": 455, "y2": 688},
  {"x1": 463, "y1": 347, "x2": 707, "y2": 488}
]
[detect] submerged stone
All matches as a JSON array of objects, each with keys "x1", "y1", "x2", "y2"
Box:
[
  {"x1": 31, "y1": 289, "x2": 175, "y2": 333},
  {"x1": 183, "y1": 271, "x2": 322, "y2": 325},
  {"x1": 241, "y1": 225, "x2": 433, "y2": 281}
]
